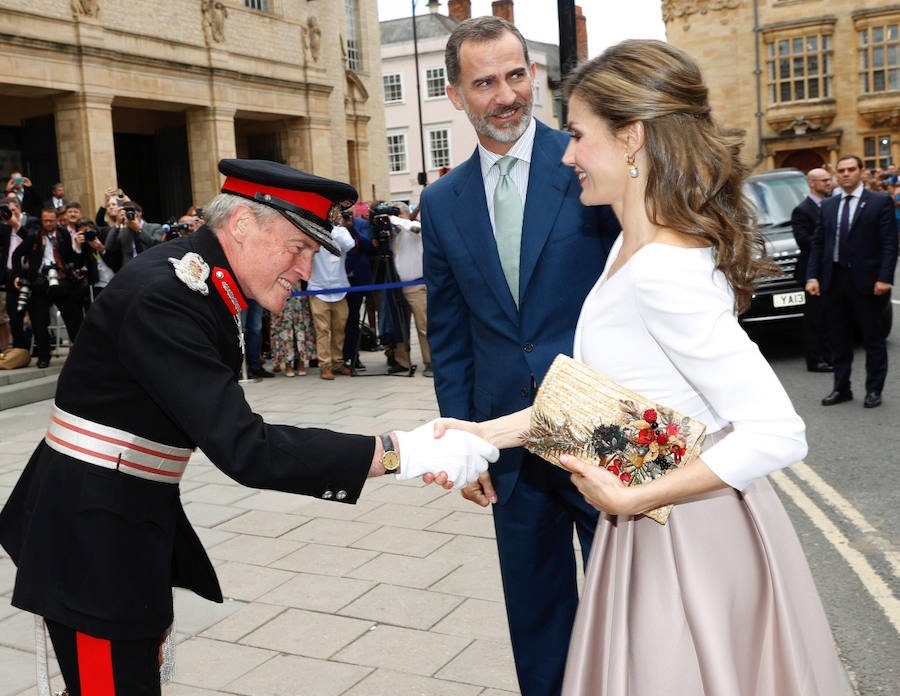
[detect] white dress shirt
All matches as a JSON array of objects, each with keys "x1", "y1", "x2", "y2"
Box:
[
  {"x1": 390, "y1": 215, "x2": 423, "y2": 282},
  {"x1": 478, "y1": 117, "x2": 536, "y2": 238},
  {"x1": 308, "y1": 225, "x2": 356, "y2": 302}
]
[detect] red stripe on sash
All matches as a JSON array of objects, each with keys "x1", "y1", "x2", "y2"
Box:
[{"x1": 77, "y1": 631, "x2": 115, "y2": 695}]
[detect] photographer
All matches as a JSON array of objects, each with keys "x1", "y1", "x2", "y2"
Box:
[
  {"x1": 368, "y1": 202, "x2": 409, "y2": 374},
  {"x1": 2, "y1": 197, "x2": 38, "y2": 353},
  {"x1": 11, "y1": 206, "x2": 86, "y2": 366},
  {"x1": 76, "y1": 218, "x2": 116, "y2": 298},
  {"x1": 101, "y1": 198, "x2": 164, "y2": 270},
  {"x1": 390, "y1": 202, "x2": 432, "y2": 377},
  {"x1": 341, "y1": 207, "x2": 374, "y2": 371},
  {"x1": 5, "y1": 171, "x2": 41, "y2": 217}
]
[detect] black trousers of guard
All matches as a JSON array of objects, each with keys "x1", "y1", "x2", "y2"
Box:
[
  {"x1": 826, "y1": 264, "x2": 889, "y2": 394},
  {"x1": 46, "y1": 618, "x2": 161, "y2": 695},
  {"x1": 802, "y1": 290, "x2": 831, "y2": 368}
]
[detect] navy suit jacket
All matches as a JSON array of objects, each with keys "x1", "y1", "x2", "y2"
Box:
[
  {"x1": 421, "y1": 120, "x2": 618, "y2": 503},
  {"x1": 807, "y1": 188, "x2": 897, "y2": 293},
  {"x1": 790, "y1": 195, "x2": 819, "y2": 284}
]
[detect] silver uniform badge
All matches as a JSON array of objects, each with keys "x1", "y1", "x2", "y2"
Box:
[{"x1": 169, "y1": 252, "x2": 210, "y2": 295}]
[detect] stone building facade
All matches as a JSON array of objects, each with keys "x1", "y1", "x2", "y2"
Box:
[
  {"x1": 0, "y1": 0, "x2": 389, "y2": 221},
  {"x1": 663, "y1": 0, "x2": 900, "y2": 172}
]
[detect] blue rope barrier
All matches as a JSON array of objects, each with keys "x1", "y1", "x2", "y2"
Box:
[{"x1": 291, "y1": 278, "x2": 425, "y2": 297}]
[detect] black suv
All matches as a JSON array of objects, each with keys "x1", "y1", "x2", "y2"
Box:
[{"x1": 740, "y1": 168, "x2": 808, "y2": 326}]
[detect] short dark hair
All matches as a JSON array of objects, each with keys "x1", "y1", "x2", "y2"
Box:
[
  {"x1": 40, "y1": 206, "x2": 58, "y2": 218},
  {"x1": 837, "y1": 154, "x2": 863, "y2": 169},
  {"x1": 64, "y1": 202, "x2": 81, "y2": 212},
  {"x1": 445, "y1": 16, "x2": 530, "y2": 87}
]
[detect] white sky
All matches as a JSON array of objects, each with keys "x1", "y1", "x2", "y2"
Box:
[{"x1": 376, "y1": 0, "x2": 668, "y2": 57}]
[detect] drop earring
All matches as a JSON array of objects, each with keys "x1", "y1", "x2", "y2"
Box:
[{"x1": 626, "y1": 152, "x2": 639, "y2": 178}]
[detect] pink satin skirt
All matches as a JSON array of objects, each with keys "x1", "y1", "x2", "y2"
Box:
[{"x1": 562, "y1": 446, "x2": 844, "y2": 695}]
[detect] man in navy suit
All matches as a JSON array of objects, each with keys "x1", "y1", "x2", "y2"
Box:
[
  {"x1": 420, "y1": 16, "x2": 618, "y2": 696},
  {"x1": 807, "y1": 154, "x2": 897, "y2": 408},
  {"x1": 791, "y1": 167, "x2": 833, "y2": 372}
]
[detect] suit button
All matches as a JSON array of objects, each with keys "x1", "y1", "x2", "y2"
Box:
[
  {"x1": 524, "y1": 342, "x2": 534, "y2": 352},
  {"x1": 521, "y1": 387, "x2": 528, "y2": 397},
  {"x1": 336, "y1": 490, "x2": 347, "y2": 501},
  {"x1": 322, "y1": 490, "x2": 334, "y2": 500}
]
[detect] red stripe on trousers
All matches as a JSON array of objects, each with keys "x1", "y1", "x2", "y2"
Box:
[{"x1": 76, "y1": 631, "x2": 115, "y2": 695}]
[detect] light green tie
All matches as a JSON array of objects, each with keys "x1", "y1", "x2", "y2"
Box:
[{"x1": 494, "y1": 155, "x2": 523, "y2": 305}]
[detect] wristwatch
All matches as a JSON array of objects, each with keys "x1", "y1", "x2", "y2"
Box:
[{"x1": 380, "y1": 432, "x2": 400, "y2": 474}]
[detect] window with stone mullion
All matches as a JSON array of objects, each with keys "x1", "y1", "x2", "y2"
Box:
[
  {"x1": 859, "y1": 22, "x2": 900, "y2": 93},
  {"x1": 766, "y1": 33, "x2": 832, "y2": 104}
]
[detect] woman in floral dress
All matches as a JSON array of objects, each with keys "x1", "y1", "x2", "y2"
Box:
[{"x1": 270, "y1": 282, "x2": 316, "y2": 376}]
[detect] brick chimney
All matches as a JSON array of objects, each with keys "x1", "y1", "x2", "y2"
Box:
[
  {"x1": 448, "y1": 0, "x2": 471, "y2": 21},
  {"x1": 492, "y1": 0, "x2": 514, "y2": 25},
  {"x1": 575, "y1": 5, "x2": 588, "y2": 62}
]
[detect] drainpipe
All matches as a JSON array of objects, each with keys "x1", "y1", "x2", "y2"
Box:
[{"x1": 752, "y1": 0, "x2": 765, "y2": 169}]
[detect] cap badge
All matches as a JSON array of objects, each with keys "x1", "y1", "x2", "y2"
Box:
[{"x1": 169, "y1": 252, "x2": 210, "y2": 295}]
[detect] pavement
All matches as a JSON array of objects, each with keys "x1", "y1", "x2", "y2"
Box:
[{"x1": 0, "y1": 347, "x2": 529, "y2": 696}]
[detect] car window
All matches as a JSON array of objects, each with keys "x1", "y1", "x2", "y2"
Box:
[{"x1": 743, "y1": 175, "x2": 808, "y2": 227}]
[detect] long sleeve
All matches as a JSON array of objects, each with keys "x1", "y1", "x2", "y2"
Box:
[{"x1": 633, "y1": 248, "x2": 807, "y2": 490}]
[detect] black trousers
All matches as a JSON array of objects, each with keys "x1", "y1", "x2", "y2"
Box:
[
  {"x1": 802, "y1": 290, "x2": 831, "y2": 367},
  {"x1": 826, "y1": 264, "x2": 889, "y2": 394},
  {"x1": 28, "y1": 286, "x2": 84, "y2": 361},
  {"x1": 45, "y1": 618, "x2": 161, "y2": 695},
  {"x1": 5, "y1": 279, "x2": 28, "y2": 349}
]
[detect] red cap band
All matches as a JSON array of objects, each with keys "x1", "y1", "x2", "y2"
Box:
[{"x1": 222, "y1": 176, "x2": 333, "y2": 222}]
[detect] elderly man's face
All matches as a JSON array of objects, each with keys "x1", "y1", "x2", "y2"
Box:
[{"x1": 232, "y1": 211, "x2": 320, "y2": 312}]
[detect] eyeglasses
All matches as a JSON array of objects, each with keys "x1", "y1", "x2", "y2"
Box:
[{"x1": 810, "y1": 178, "x2": 832, "y2": 182}]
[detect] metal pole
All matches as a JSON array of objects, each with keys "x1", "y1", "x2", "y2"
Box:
[
  {"x1": 412, "y1": 1, "x2": 428, "y2": 188},
  {"x1": 557, "y1": 0, "x2": 578, "y2": 126}
]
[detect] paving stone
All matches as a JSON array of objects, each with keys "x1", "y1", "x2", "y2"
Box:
[
  {"x1": 430, "y1": 562, "x2": 506, "y2": 603},
  {"x1": 214, "y1": 561, "x2": 295, "y2": 602},
  {"x1": 232, "y1": 489, "x2": 316, "y2": 513},
  {"x1": 429, "y1": 534, "x2": 500, "y2": 564},
  {"x1": 225, "y1": 653, "x2": 371, "y2": 696},
  {"x1": 270, "y1": 543, "x2": 378, "y2": 576},
  {"x1": 480, "y1": 690, "x2": 521, "y2": 696},
  {"x1": 424, "y1": 491, "x2": 494, "y2": 514},
  {"x1": 366, "y1": 480, "x2": 449, "y2": 506},
  {"x1": 345, "y1": 552, "x2": 460, "y2": 589},
  {"x1": 0, "y1": 557, "x2": 15, "y2": 595},
  {"x1": 215, "y1": 509, "x2": 312, "y2": 538},
  {"x1": 283, "y1": 517, "x2": 380, "y2": 546},
  {"x1": 295, "y1": 496, "x2": 383, "y2": 521},
  {"x1": 168, "y1": 637, "x2": 276, "y2": 691},
  {"x1": 191, "y1": 526, "x2": 235, "y2": 550},
  {"x1": 343, "y1": 668, "x2": 483, "y2": 696},
  {"x1": 258, "y1": 572, "x2": 374, "y2": 613},
  {"x1": 352, "y1": 526, "x2": 454, "y2": 558},
  {"x1": 0, "y1": 645, "x2": 43, "y2": 696},
  {"x1": 208, "y1": 533, "x2": 303, "y2": 565},
  {"x1": 199, "y1": 602, "x2": 286, "y2": 642},
  {"x1": 436, "y1": 639, "x2": 519, "y2": 692},
  {"x1": 172, "y1": 589, "x2": 245, "y2": 637},
  {"x1": 180, "y1": 483, "x2": 254, "y2": 506},
  {"x1": 355, "y1": 502, "x2": 450, "y2": 530},
  {"x1": 0, "y1": 610, "x2": 37, "y2": 652},
  {"x1": 183, "y1": 502, "x2": 245, "y2": 528},
  {"x1": 339, "y1": 583, "x2": 463, "y2": 630},
  {"x1": 161, "y1": 685, "x2": 224, "y2": 695},
  {"x1": 427, "y1": 510, "x2": 497, "y2": 538},
  {"x1": 333, "y1": 624, "x2": 471, "y2": 677},
  {"x1": 431, "y1": 598, "x2": 511, "y2": 642},
  {"x1": 240, "y1": 607, "x2": 373, "y2": 658}
]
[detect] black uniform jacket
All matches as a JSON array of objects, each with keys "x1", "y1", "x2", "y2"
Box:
[{"x1": 0, "y1": 227, "x2": 374, "y2": 640}]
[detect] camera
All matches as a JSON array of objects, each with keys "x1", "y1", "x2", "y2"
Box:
[
  {"x1": 369, "y1": 203, "x2": 400, "y2": 248},
  {"x1": 120, "y1": 204, "x2": 137, "y2": 221},
  {"x1": 0, "y1": 203, "x2": 11, "y2": 220},
  {"x1": 16, "y1": 279, "x2": 31, "y2": 314},
  {"x1": 46, "y1": 265, "x2": 60, "y2": 289},
  {"x1": 78, "y1": 223, "x2": 98, "y2": 242},
  {"x1": 161, "y1": 221, "x2": 191, "y2": 241}
]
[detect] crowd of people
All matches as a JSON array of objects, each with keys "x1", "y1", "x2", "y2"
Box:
[{"x1": 0, "y1": 174, "x2": 429, "y2": 378}]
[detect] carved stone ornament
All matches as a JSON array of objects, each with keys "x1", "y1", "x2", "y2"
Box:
[
  {"x1": 201, "y1": 0, "x2": 228, "y2": 45},
  {"x1": 858, "y1": 94, "x2": 900, "y2": 130},
  {"x1": 765, "y1": 100, "x2": 836, "y2": 136},
  {"x1": 662, "y1": 0, "x2": 740, "y2": 23},
  {"x1": 306, "y1": 16, "x2": 322, "y2": 63},
  {"x1": 71, "y1": 0, "x2": 100, "y2": 18}
]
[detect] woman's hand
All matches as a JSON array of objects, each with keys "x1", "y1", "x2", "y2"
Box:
[{"x1": 559, "y1": 454, "x2": 638, "y2": 516}]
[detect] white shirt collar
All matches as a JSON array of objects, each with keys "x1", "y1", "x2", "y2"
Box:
[
  {"x1": 477, "y1": 117, "x2": 536, "y2": 179},
  {"x1": 842, "y1": 182, "x2": 864, "y2": 199}
]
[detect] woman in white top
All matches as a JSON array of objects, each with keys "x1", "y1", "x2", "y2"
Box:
[{"x1": 432, "y1": 40, "x2": 843, "y2": 695}]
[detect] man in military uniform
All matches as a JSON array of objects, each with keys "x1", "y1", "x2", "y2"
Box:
[{"x1": 0, "y1": 160, "x2": 496, "y2": 695}]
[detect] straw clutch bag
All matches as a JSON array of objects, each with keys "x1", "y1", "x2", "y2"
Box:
[{"x1": 524, "y1": 354, "x2": 706, "y2": 524}]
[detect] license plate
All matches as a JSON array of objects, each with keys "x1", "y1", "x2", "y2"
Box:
[{"x1": 772, "y1": 291, "x2": 805, "y2": 308}]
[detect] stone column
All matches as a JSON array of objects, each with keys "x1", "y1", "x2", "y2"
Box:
[
  {"x1": 53, "y1": 92, "x2": 116, "y2": 214},
  {"x1": 305, "y1": 116, "x2": 336, "y2": 179},
  {"x1": 282, "y1": 117, "x2": 310, "y2": 172},
  {"x1": 186, "y1": 106, "x2": 236, "y2": 206}
]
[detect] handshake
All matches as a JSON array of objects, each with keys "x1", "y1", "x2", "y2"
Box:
[{"x1": 394, "y1": 419, "x2": 497, "y2": 489}]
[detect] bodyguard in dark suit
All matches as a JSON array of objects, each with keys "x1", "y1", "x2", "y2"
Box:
[
  {"x1": 791, "y1": 167, "x2": 833, "y2": 372},
  {"x1": 422, "y1": 17, "x2": 617, "y2": 696},
  {"x1": 807, "y1": 155, "x2": 898, "y2": 408}
]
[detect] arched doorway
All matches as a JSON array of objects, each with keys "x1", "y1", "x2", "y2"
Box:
[{"x1": 778, "y1": 148, "x2": 825, "y2": 173}]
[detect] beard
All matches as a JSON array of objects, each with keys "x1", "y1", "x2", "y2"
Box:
[{"x1": 461, "y1": 94, "x2": 534, "y2": 145}]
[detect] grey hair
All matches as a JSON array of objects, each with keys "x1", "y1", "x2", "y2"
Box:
[
  {"x1": 445, "y1": 16, "x2": 530, "y2": 86},
  {"x1": 203, "y1": 193, "x2": 280, "y2": 231},
  {"x1": 393, "y1": 201, "x2": 411, "y2": 215}
]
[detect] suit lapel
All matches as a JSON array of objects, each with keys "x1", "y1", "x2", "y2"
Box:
[
  {"x1": 849, "y1": 189, "x2": 870, "y2": 231},
  {"x1": 518, "y1": 125, "x2": 570, "y2": 299},
  {"x1": 450, "y1": 150, "x2": 519, "y2": 324}
]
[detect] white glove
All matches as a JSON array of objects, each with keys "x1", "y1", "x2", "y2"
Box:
[{"x1": 395, "y1": 419, "x2": 499, "y2": 489}]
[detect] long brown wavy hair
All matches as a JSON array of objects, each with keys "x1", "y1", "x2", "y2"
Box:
[{"x1": 564, "y1": 40, "x2": 778, "y2": 313}]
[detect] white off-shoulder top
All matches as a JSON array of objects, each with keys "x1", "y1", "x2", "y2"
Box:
[{"x1": 573, "y1": 233, "x2": 807, "y2": 491}]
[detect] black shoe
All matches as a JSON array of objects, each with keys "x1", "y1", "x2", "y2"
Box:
[
  {"x1": 821, "y1": 390, "x2": 853, "y2": 406},
  {"x1": 352, "y1": 359, "x2": 366, "y2": 371},
  {"x1": 37, "y1": 360, "x2": 50, "y2": 369},
  {"x1": 387, "y1": 363, "x2": 409, "y2": 374},
  {"x1": 248, "y1": 366, "x2": 274, "y2": 378},
  {"x1": 423, "y1": 363, "x2": 434, "y2": 378},
  {"x1": 807, "y1": 361, "x2": 834, "y2": 373},
  {"x1": 863, "y1": 392, "x2": 882, "y2": 408}
]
